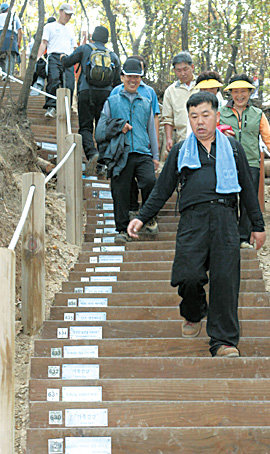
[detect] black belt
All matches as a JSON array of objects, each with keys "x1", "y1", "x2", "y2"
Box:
[{"x1": 186, "y1": 198, "x2": 237, "y2": 211}]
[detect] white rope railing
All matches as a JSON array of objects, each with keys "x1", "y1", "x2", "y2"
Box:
[
  {"x1": 0, "y1": 69, "x2": 57, "y2": 100},
  {"x1": 45, "y1": 142, "x2": 76, "y2": 184},
  {"x1": 8, "y1": 185, "x2": 36, "y2": 251},
  {"x1": 65, "y1": 95, "x2": 72, "y2": 134}
]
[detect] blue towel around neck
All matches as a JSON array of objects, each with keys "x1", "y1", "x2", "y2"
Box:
[{"x1": 177, "y1": 128, "x2": 241, "y2": 194}]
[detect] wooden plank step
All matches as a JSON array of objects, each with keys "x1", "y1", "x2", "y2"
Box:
[
  {"x1": 50, "y1": 306, "x2": 270, "y2": 321},
  {"x1": 28, "y1": 401, "x2": 270, "y2": 428},
  {"x1": 30, "y1": 357, "x2": 270, "y2": 379},
  {"x1": 33, "y1": 337, "x2": 270, "y2": 358},
  {"x1": 40, "y1": 320, "x2": 270, "y2": 339},
  {"x1": 54, "y1": 292, "x2": 270, "y2": 307},
  {"x1": 29, "y1": 377, "x2": 270, "y2": 401},
  {"x1": 26, "y1": 427, "x2": 270, "y2": 454},
  {"x1": 61, "y1": 279, "x2": 266, "y2": 293},
  {"x1": 68, "y1": 269, "x2": 263, "y2": 281}
]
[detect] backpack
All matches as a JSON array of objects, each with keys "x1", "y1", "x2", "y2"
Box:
[{"x1": 85, "y1": 43, "x2": 114, "y2": 88}]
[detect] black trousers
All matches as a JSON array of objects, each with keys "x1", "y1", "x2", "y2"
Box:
[
  {"x1": 111, "y1": 153, "x2": 156, "y2": 233},
  {"x1": 239, "y1": 166, "x2": 260, "y2": 243},
  {"x1": 44, "y1": 53, "x2": 74, "y2": 109},
  {"x1": 171, "y1": 202, "x2": 240, "y2": 356},
  {"x1": 78, "y1": 88, "x2": 110, "y2": 160}
]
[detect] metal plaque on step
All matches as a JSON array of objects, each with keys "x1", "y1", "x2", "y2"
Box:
[
  {"x1": 92, "y1": 182, "x2": 110, "y2": 188},
  {"x1": 95, "y1": 266, "x2": 120, "y2": 273},
  {"x1": 67, "y1": 299, "x2": 77, "y2": 307},
  {"x1": 65, "y1": 437, "x2": 111, "y2": 454},
  {"x1": 69, "y1": 326, "x2": 102, "y2": 340},
  {"x1": 48, "y1": 366, "x2": 60, "y2": 378},
  {"x1": 86, "y1": 267, "x2": 94, "y2": 272},
  {"x1": 104, "y1": 228, "x2": 116, "y2": 234},
  {"x1": 64, "y1": 313, "x2": 75, "y2": 321},
  {"x1": 81, "y1": 277, "x2": 90, "y2": 282},
  {"x1": 63, "y1": 346, "x2": 98, "y2": 359},
  {"x1": 94, "y1": 238, "x2": 102, "y2": 243},
  {"x1": 105, "y1": 220, "x2": 115, "y2": 225},
  {"x1": 90, "y1": 256, "x2": 98, "y2": 263},
  {"x1": 88, "y1": 176, "x2": 98, "y2": 180},
  {"x1": 95, "y1": 229, "x2": 103, "y2": 234},
  {"x1": 84, "y1": 286, "x2": 112, "y2": 294},
  {"x1": 99, "y1": 255, "x2": 123, "y2": 263},
  {"x1": 90, "y1": 276, "x2": 117, "y2": 283},
  {"x1": 93, "y1": 247, "x2": 101, "y2": 252},
  {"x1": 51, "y1": 348, "x2": 62, "y2": 358},
  {"x1": 101, "y1": 246, "x2": 125, "y2": 252},
  {"x1": 48, "y1": 438, "x2": 63, "y2": 454},
  {"x1": 96, "y1": 213, "x2": 104, "y2": 217},
  {"x1": 62, "y1": 386, "x2": 102, "y2": 402},
  {"x1": 99, "y1": 190, "x2": 112, "y2": 199},
  {"x1": 78, "y1": 297, "x2": 108, "y2": 307},
  {"x1": 62, "y1": 364, "x2": 99, "y2": 380},
  {"x1": 104, "y1": 212, "x2": 114, "y2": 217},
  {"x1": 74, "y1": 287, "x2": 83, "y2": 293},
  {"x1": 65, "y1": 409, "x2": 108, "y2": 427},
  {"x1": 57, "y1": 328, "x2": 68, "y2": 339},
  {"x1": 97, "y1": 220, "x2": 104, "y2": 225},
  {"x1": 47, "y1": 388, "x2": 60, "y2": 402},
  {"x1": 49, "y1": 411, "x2": 62, "y2": 425},
  {"x1": 102, "y1": 237, "x2": 115, "y2": 243},
  {"x1": 103, "y1": 203, "x2": 113, "y2": 210},
  {"x1": 76, "y1": 312, "x2": 106, "y2": 322}
]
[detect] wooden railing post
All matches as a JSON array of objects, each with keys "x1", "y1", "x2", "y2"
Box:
[
  {"x1": 21, "y1": 173, "x2": 45, "y2": 334},
  {"x1": 0, "y1": 248, "x2": 15, "y2": 454},
  {"x1": 65, "y1": 133, "x2": 83, "y2": 246},
  {"x1": 57, "y1": 88, "x2": 71, "y2": 193}
]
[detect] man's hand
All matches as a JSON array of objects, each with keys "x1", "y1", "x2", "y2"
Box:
[
  {"x1": 153, "y1": 159, "x2": 159, "y2": 171},
  {"x1": 60, "y1": 53, "x2": 67, "y2": 61},
  {"x1": 122, "y1": 123, "x2": 132, "y2": 134},
  {"x1": 250, "y1": 231, "x2": 266, "y2": 250},
  {"x1": 127, "y1": 218, "x2": 143, "y2": 239},
  {"x1": 166, "y1": 138, "x2": 173, "y2": 152}
]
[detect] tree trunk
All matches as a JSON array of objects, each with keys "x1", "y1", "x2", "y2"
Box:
[
  {"x1": 181, "y1": 0, "x2": 191, "y2": 51},
  {"x1": 19, "y1": 0, "x2": 28, "y2": 20},
  {"x1": 102, "y1": 0, "x2": 120, "y2": 57},
  {"x1": 78, "y1": 0, "x2": 90, "y2": 42},
  {"x1": 16, "y1": 0, "x2": 45, "y2": 114},
  {"x1": 224, "y1": 21, "x2": 241, "y2": 84}
]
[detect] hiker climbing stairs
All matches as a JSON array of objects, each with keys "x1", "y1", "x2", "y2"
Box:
[{"x1": 26, "y1": 182, "x2": 270, "y2": 453}]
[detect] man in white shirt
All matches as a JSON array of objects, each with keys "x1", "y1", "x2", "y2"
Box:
[
  {"x1": 0, "y1": 2, "x2": 22, "y2": 76},
  {"x1": 37, "y1": 3, "x2": 76, "y2": 118},
  {"x1": 161, "y1": 51, "x2": 198, "y2": 152}
]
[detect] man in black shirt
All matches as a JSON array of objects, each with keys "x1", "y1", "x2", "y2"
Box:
[{"x1": 128, "y1": 91, "x2": 266, "y2": 357}]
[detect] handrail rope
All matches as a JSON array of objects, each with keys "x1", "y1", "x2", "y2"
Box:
[
  {"x1": 45, "y1": 142, "x2": 76, "y2": 184},
  {"x1": 0, "y1": 70, "x2": 57, "y2": 100},
  {"x1": 8, "y1": 185, "x2": 36, "y2": 251},
  {"x1": 65, "y1": 95, "x2": 72, "y2": 134}
]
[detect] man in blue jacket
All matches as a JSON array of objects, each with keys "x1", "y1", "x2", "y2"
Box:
[{"x1": 96, "y1": 58, "x2": 159, "y2": 243}]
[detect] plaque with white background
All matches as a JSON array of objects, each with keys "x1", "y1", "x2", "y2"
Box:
[
  {"x1": 90, "y1": 256, "x2": 98, "y2": 263},
  {"x1": 99, "y1": 255, "x2": 123, "y2": 263},
  {"x1": 49, "y1": 411, "x2": 62, "y2": 425},
  {"x1": 62, "y1": 364, "x2": 99, "y2": 380},
  {"x1": 78, "y1": 297, "x2": 108, "y2": 307},
  {"x1": 101, "y1": 246, "x2": 125, "y2": 252},
  {"x1": 65, "y1": 437, "x2": 111, "y2": 454},
  {"x1": 96, "y1": 266, "x2": 120, "y2": 273},
  {"x1": 67, "y1": 299, "x2": 77, "y2": 307},
  {"x1": 64, "y1": 313, "x2": 75, "y2": 321},
  {"x1": 62, "y1": 386, "x2": 102, "y2": 402},
  {"x1": 63, "y1": 345, "x2": 98, "y2": 358},
  {"x1": 47, "y1": 388, "x2": 60, "y2": 402},
  {"x1": 69, "y1": 326, "x2": 102, "y2": 340},
  {"x1": 65, "y1": 409, "x2": 108, "y2": 427},
  {"x1": 84, "y1": 286, "x2": 112, "y2": 294},
  {"x1": 90, "y1": 276, "x2": 117, "y2": 282},
  {"x1": 48, "y1": 438, "x2": 63, "y2": 454},
  {"x1": 92, "y1": 182, "x2": 110, "y2": 188},
  {"x1": 103, "y1": 203, "x2": 113, "y2": 210},
  {"x1": 76, "y1": 312, "x2": 106, "y2": 321}
]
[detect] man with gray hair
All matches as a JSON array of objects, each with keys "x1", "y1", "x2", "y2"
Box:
[{"x1": 162, "y1": 51, "x2": 198, "y2": 152}]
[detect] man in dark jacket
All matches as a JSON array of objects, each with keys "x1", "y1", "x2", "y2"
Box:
[
  {"x1": 61, "y1": 25, "x2": 121, "y2": 171},
  {"x1": 128, "y1": 91, "x2": 266, "y2": 358}
]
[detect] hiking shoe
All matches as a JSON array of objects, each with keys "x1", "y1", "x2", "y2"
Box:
[
  {"x1": 145, "y1": 218, "x2": 158, "y2": 234},
  {"x1": 240, "y1": 241, "x2": 253, "y2": 249},
  {"x1": 129, "y1": 210, "x2": 139, "y2": 221},
  {"x1": 45, "y1": 107, "x2": 56, "y2": 118},
  {"x1": 216, "y1": 345, "x2": 240, "y2": 357},
  {"x1": 85, "y1": 153, "x2": 99, "y2": 176},
  {"x1": 115, "y1": 231, "x2": 132, "y2": 244},
  {"x1": 182, "y1": 319, "x2": 202, "y2": 338}
]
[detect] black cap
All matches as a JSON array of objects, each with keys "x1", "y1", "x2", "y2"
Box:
[
  {"x1": 122, "y1": 58, "x2": 144, "y2": 76},
  {"x1": 47, "y1": 16, "x2": 56, "y2": 24},
  {"x1": 92, "y1": 26, "x2": 109, "y2": 44}
]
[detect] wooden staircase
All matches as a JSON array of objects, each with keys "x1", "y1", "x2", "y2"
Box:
[{"x1": 2, "y1": 80, "x2": 270, "y2": 453}]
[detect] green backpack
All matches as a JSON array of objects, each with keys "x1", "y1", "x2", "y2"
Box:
[{"x1": 85, "y1": 43, "x2": 114, "y2": 88}]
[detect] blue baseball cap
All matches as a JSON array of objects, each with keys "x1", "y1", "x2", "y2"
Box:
[{"x1": 0, "y1": 2, "x2": 9, "y2": 12}]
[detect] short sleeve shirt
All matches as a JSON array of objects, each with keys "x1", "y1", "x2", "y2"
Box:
[
  {"x1": 0, "y1": 12, "x2": 21, "y2": 32},
  {"x1": 42, "y1": 21, "x2": 76, "y2": 55}
]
